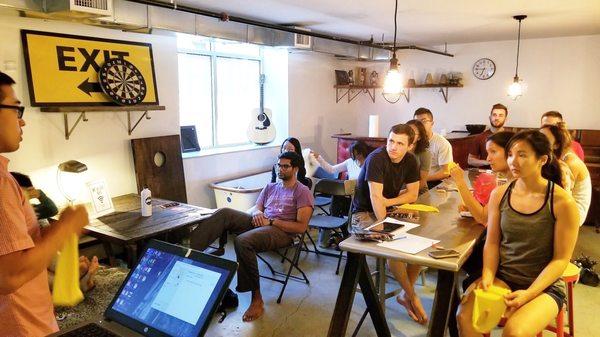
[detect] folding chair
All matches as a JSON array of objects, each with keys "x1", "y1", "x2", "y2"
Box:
[
  {"x1": 304, "y1": 179, "x2": 356, "y2": 274},
  {"x1": 256, "y1": 231, "x2": 310, "y2": 303}
]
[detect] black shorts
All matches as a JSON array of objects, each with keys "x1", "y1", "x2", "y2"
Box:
[{"x1": 499, "y1": 278, "x2": 565, "y2": 313}]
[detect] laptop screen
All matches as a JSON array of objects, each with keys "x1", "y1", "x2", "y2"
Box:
[{"x1": 108, "y1": 247, "x2": 232, "y2": 337}]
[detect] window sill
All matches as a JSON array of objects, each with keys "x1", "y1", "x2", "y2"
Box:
[{"x1": 182, "y1": 142, "x2": 279, "y2": 159}]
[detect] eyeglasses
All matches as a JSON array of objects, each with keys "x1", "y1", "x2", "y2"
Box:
[
  {"x1": 276, "y1": 163, "x2": 293, "y2": 169},
  {"x1": 0, "y1": 105, "x2": 25, "y2": 119}
]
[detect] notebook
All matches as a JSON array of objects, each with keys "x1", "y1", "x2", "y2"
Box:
[{"x1": 50, "y1": 240, "x2": 237, "y2": 337}]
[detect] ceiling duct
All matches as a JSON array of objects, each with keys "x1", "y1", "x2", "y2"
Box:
[{"x1": 37, "y1": 0, "x2": 113, "y2": 19}]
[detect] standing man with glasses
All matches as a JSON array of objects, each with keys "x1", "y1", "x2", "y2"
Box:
[
  {"x1": 414, "y1": 107, "x2": 453, "y2": 189},
  {"x1": 0, "y1": 72, "x2": 89, "y2": 336},
  {"x1": 190, "y1": 151, "x2": 314, "y2": 322}
]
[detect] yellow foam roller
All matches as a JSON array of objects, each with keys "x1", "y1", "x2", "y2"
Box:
[
  {"x1": 472, "y1": 285, "x2": 511, "y2": 333},
  {"x1": 52, "y1": 233, "x2": 84, "y2": 307},
  {"x1": 398, "y1": 203, "x2": 439, "y2": 212}
]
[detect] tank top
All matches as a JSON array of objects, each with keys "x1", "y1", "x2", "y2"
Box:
[{"x1": 497, "y1": 180, "x2": 562, "y2": 290}]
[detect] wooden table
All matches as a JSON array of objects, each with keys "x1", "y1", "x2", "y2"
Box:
[
  {"x1": 327, "y1": 172, "x2": 485, "y2": 337},
  {"x1": 83, "y1": 194, "x2": 212, "y2": 267}
]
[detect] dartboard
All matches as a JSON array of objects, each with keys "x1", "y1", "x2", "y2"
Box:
[{"x1": 99, "y1": 58, "x2": 147, "y2": 105}]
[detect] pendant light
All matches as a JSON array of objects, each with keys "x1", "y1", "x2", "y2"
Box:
[
  {"x1": 508, "y1": 15, "x2": 527, "y2": 100},
  {"x1": 382, "y1": 0, "x2": 403, "y2": 103}
]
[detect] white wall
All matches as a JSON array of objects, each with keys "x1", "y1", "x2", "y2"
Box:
[
  {"x1": 0, "y1": 15, "x2": 357, "y2": 208},
  {"x1": 1, "y1": 16, "x2": 180, "y2": 207},
  {"x1": 351, "y1": 34, "x2": 600, "y2": 136},
  {"x1": 288, "y1": 52, "x2": 357, "y2": 162}
]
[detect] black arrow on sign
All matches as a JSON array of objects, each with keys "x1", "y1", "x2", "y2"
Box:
[{"x1": 78, "y1": 78, "x2": 103, "y2": 96}]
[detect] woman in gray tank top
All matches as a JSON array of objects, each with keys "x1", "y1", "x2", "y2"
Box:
[{"x1": 457, "y1": 130, "x2": 580, "y2": 337}]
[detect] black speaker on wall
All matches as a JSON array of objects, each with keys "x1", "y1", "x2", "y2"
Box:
[{"x1": 180, "y1": 125, "x2": 201, "y2": 153}]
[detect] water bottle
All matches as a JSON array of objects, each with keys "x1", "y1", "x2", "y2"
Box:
[{"x1": 141, "y1": 187, "x2": 152, "y2": 217}]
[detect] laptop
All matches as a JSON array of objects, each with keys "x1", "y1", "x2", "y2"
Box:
[{"x1": 51, "y1": 240, "x2": 237, "y2": 337}]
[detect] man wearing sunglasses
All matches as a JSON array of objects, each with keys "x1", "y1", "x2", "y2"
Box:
[
  {"x1": 190, "y1": 151, "x2": 314, "y2": 322},
  {"x1": 0, "y1": 72, "x2": 89, "y2": 337}
]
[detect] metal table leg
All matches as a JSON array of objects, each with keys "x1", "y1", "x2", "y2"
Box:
[
  {"x1": 427, "y1": 269, "x2": 458, "y2": 337},
  {"x1": 328, "y1": 253, "x2": 391, "y2": 337}
]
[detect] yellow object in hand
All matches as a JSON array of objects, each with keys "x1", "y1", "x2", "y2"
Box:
[
  {"x1": 52, "y1": 233, "x2": 84, "y2": 307},
  {"x1": 472, "y1": 285, "x2": 511, "y2": 333},
  {"x1": 446, "y1": 161, "x2": 459, "y2": 174},
  {"x1": 398, "y1": 204, "x2": 439, "y2": 212}
]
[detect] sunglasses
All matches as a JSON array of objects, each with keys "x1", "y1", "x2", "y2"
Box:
[{"x1": 0, "y1": 104, "x2": 25, "y2": 119}]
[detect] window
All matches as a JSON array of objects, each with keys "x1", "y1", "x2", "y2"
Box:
[{"x1": 177, "y1": 35, "x2": 262, "y2": 150}]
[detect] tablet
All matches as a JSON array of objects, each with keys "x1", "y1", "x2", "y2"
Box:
[{"x1": 368, "y1": 221, "x2": 404, "y2": 233}]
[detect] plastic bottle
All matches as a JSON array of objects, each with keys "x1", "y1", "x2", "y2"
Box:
[{"x1": 141, "y1": 187, "x2": 152, "y2": 217}]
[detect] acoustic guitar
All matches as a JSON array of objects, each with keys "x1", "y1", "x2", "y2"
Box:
[{"x1": 247, "y1": 74, "x2": 276, "y2": 144}]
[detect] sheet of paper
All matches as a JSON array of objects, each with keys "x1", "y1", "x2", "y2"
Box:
[
  {"x1": 366, "y1": 217, "x2": 420, "y2": 234},
  {"x1": 376, "y1": 233, "x2": 440, "y2": 254}
]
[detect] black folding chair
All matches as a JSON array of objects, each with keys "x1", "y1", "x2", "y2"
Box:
[
  {"x1": 304, "y1": 179, "x2": 356, "y2": 274},
  {"x1": 256, "y1": 231, "x2": 310, "y2": 303}
]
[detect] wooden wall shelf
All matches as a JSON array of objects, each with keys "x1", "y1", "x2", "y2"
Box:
[
  {"x1": 333, "y1": 84, "x2": 463, "y2": 104},
  {"x1": 334, "y1": 85, "x2": 382, "y2": 103},
  {"x1": 40, "y1": 105, "x2": 166, "y2": 140},
  {"x1": 403, "y1": 84, "x2": 463, "y2": 103}
]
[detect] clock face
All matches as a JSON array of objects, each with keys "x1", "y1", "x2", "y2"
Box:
[{"x1": 473, "y1": 58, "x2": 496, "y2": 80}]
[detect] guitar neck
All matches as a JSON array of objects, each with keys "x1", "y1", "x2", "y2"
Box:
[{"x1": 259, "y1": 74, "x2": 265, "y2": 113}]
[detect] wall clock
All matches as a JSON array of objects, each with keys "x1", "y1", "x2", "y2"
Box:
[{"x1": 472, "y1": 58, "x2": 496, "y2": 80}]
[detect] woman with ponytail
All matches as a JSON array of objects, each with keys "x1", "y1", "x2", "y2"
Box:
[
  {"x1": 540, "y1": 123, "x2": 592, "y2": 225},
  {"x1": 457, "y1": 130, "x2": 579, "y2": 337}
]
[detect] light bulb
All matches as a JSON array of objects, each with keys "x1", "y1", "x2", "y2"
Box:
[
  {"x1": 383, "y1": 69, "x2": 403, "y2": 95},
  {"x1": 507, "y1": 78, "x2": 523, "y2": 100}
]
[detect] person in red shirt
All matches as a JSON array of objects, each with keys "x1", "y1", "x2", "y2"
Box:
[
  {"x1": 468, "y1": 103, "x2": 508, "y2": 168},
  {"x1": 0, "y1": 72, "x2": 89, "y2": 337},
  {"x1": 541, "y1": 110, "x2": 585, "y2": 160}
]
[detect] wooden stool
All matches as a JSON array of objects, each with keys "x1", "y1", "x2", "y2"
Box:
[{"x1": 482, "y1": 262, "x2": 580, "y2": 337}]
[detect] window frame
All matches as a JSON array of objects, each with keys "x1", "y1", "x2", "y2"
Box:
[{"x1": 178, "y1": 39, "x2": 264, "y2": 150}]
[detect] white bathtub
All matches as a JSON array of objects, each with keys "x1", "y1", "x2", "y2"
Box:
[{"x1": 210, "y1": 170, "x2": 272, "y2": 212}]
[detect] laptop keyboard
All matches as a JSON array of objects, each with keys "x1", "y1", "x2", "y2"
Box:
[{"x1": 60, "y1": 323, "x2": 119, "y2": 337}]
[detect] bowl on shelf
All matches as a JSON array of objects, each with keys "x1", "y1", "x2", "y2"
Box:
[{"x1": 466, "y1": 124, "x2": 486, "y2": 135}]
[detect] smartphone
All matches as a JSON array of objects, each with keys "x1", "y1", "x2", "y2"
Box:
[
  {"x1": 428, "y1": 249, "x2": 460, "y2": 259},
  {"x1": 369, "y1": 221, "x2": 405, "y2": 233}
]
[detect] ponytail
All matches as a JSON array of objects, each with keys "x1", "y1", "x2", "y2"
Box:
[{"x1": 541, "y1": 153, "x2": 564, "y2": 188}]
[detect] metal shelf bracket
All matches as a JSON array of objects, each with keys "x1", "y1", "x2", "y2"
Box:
[
  {"x1": 127, "y1": 110, "x2": 151, "y2": 135},
  {"x1": 63, "y1": 112, "x2": 88, "y2": 140}
]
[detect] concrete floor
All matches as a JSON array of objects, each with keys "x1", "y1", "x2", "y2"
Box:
[{"x1": 204, "y1": 225, "x2": 600, "y2": 337}]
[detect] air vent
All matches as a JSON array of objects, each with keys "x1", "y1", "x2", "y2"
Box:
[
  {"x1": 74, "y1": 0, "x2": 109, "y2": 11},
  {"x1": 294, "y1": 33, "x2": 311, "y2": 49},
  {"x1": 42, "y1": 0, "x2": 113, "y2": 18}
]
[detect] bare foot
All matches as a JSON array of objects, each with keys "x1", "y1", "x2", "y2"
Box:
[
  {"x1": 397, "y1": 293, "x2": 428, "y2": 324},
  {"x1": 396, "y1": 295, "x2": 419, "y2": 322},
  {"x1": 86, "y1": 256, "x2": 99, "y2": 289},
  {"x1": 80, "y1": 256, "x2": 100, "y2": 292},
  {"x1": 79, "y1": 256, "x2": 90, "y2": 278},
  {"x1": 242, "y1": 299, "x2": 264, "y2": 322}
]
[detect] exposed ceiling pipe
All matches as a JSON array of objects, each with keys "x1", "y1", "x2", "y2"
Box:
[
  {"x1": 395, "y1": 45, "x2": 454, "y2": 57},
  {"x1": 125, "y1": 0, "x2": 453, "y2": 57}
]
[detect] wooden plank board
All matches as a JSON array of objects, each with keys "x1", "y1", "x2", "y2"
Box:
[{"x1": 131, "y1": 135, "x2": 187, "y2": 203}]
